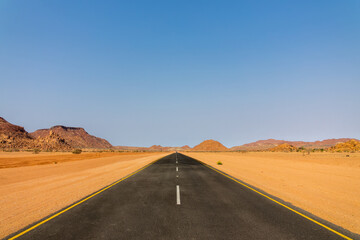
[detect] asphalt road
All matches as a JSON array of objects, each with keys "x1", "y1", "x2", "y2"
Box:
[{"x1": 9, "y1": 153, "x2": 355, "y2": 240}]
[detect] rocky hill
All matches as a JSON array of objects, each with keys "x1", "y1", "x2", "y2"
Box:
[
  {"x1": 231, "y1": 139, "x2": 287, "y2": 151},
  {"x1": 34, "y1": 131, "x2": 73, "y2": 151},
  {"x1": 329, "y1": 139, "x2": 360, "y2": 152},
  {"x1": 1, "y1": 117, "x2": 112, "y2": 150},
  {"x1": 192, "y1": 139, "x2": 228, "y2": 151},
  {"x1": 30, "y1": 126, "x2": 112, "y2": 149},
  {"x1": 0, "y1": 117, "x2": 34, "y2": 149},
  {"x1": 269, "y1": 143, "x2": 297, "y2": 152},
  {"x1": 0, "y1": 117, "x2": 72, "y2": 150},
  {"x1": 231, "y1": 138, "x2": 357, "y2": 151}
]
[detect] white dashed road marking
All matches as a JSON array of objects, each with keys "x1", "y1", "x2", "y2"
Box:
[{"x1": 176, "y1": 185, "x2": 181, "y2": 205}]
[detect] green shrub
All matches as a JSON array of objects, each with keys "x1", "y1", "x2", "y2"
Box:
[
  {"x1": 72, "y1": 149, "x2": 82, "y2": 154},
  {"x1": 217, "y1": 161, "x2": 223, "y2": 165}
]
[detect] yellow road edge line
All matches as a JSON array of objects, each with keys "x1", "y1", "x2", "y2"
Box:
[
  {"x1": 199, "y1": 161, "x2": 353, "y2": 240},
  {"x1": 8, "y1": 156, "x2": 164, "y2": 240}
]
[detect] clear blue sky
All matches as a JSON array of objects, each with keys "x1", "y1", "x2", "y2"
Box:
[{"x1": 1, "y1": 0, "x2": 359, "y2": 147}]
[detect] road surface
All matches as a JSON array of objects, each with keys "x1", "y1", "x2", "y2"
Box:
[{"x1": 8, "y1": 153, "x2": 355, "y2": 240}]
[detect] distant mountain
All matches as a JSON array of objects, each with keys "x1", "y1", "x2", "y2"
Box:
[
  {"x1": 148, "y1": 145, "x2": 164, "y2": 151},
  {"x1": 192, "y1": 139, "x2": 228, "y2": 151},
  {"x1": 30, "y1": 126, "x2": 112, "y2": 149},
  {"x1": 231, "y1": 139, "x2": 286, "y2": 151},
  {"x1": 181, "y1": 145, "x2": 191, "y2": 150},
  {"x1": 3, "y1": 116, "x2": 357, "y2": 152},
  {"x1": 231, "y1": 138, "x2": 358, "y2": 151},
  {"x1": 269, "y1": 143, "x2": 297, "y2": 152},
  {"x1": 149, "y1": 145, "x2": 191, "y2": 151},
  {"x1": 113, "y1": 146, "x2": 148, "y2": 151},
  {"x1": 0, "y1": 117, "x2": 71, "y2": 150},
  {"x1": 114, "y1": 145, "x2": 191, "y2": 152},
  {"x1": 0, "y1": 116, "x2": 112, "y2": 150}
]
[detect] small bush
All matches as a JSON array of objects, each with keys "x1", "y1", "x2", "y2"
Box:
[
  {"x1": 217, "y1": 161, "x2": 223, "y2": 165},
  {"x1": 72, "y1": 149, "x2": 82, "y2": 154},
  {"x1": 33, "y1": 149, "x2": 41, "y2": 154}
]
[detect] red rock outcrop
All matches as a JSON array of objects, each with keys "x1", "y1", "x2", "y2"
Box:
[
  {"x1": 0, "y1": 117, "x2": 34, "y2": 149},
  {"x1": 30, "y1": 126, "x2": 112, "y2": 149}
]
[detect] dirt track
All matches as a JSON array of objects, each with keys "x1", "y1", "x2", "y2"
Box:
[
  {"x1": 0, "y1": 152, "x2": 169, "y2": 238},
  {"x1": 184, "y1": 152, "x2": 360, "y2": 235}
]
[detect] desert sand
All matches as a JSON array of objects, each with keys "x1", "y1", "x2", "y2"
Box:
[
  {"x1": 183, "y1": 152, "x2": 360, "y2": 235},
  {"x1": 0, "y1": 152, "x2": 169, "y2": 238},
  {"x1": 0, "y1": 151, "x2": 158, "y2": 168}
]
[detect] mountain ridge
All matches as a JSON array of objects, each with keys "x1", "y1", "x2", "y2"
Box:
[
  {"x1": 1, "y1": 116, "x2": 358, "y2": 152},
  {"x1": 231, "y1": 138, "x2": 358, "y2": 151},
  {"x1": 1, "y1": 117, "x2": 112, "y2": 150},
  {"x1": 30, "y1": 125, "x2": 112, "y2": 149}
]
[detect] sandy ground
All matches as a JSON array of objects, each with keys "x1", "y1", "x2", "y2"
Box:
[
  {"x1": 183, "y1": 152, "x2": 360, "y2": 235},
  {"x1": 0, "y1": 152, "x2": 169, "y2": 238},
  {"x1": 0, "y1": 151, "x2": 158, "y2": 168}
]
